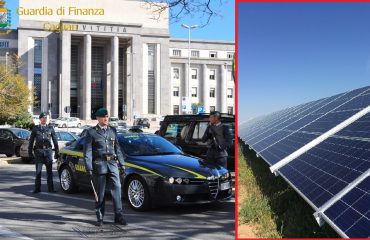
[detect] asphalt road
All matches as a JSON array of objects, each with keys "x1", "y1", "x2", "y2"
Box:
[{"x1": 0, "y1": 161, "x2": 235, "y2": 240}]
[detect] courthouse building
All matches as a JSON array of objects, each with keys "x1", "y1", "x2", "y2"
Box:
[{"x1": 0, "y1": 0, "x2": 234, "y2": 120}]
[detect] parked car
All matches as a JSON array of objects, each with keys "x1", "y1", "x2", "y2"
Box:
[
  {"x1": 135, "y1": 118, "x2": 150, "y2": 128},
  {"x1": 109, "y1": 117, "x2": 120, "y2": 127},
  {"x1": 57, "y1": 132, "x2": 232, "y2": 211},
  {"x1": 158, "y1": 114, "x2": 235, "y2": 171},
  {"x1": 20, "y1": 130, "x2": 78, "y2": 163},
  {"x1": 49, "y1": 117, "x2": 81, "y2": 128},
  {"x1": 0, "y1": 128, "x2": 30, "y2": 157}
]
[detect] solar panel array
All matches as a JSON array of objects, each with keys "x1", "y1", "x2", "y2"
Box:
[{"x1": 239, "y1": 86, "x2": 370, "y2": 238}]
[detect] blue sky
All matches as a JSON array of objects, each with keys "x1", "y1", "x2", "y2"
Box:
[
  {"x1": 6, "y1": 0, "x2": 234, "y2": 41},
  {"x1": 239, "y1": 2, "x2": 370, "y2": 122}
]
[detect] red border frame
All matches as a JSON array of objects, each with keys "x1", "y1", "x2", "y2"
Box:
[
  {"x1": 234, "y1": 1, "x2": 369, "y2": 239},
  {"x1": 234, "y1": 0, "x2": 239, "y2": 239}
]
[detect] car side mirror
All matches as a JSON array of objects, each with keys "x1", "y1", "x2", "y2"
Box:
[{"x1": 65, "y1": 141, "x2": 72, "y2": 146}]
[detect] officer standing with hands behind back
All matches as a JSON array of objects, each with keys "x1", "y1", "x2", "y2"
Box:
[
  {"x1": 28, "y1": 112, "x2": 59, "y2": 193},
  {"x1": 202, "y1": 111, "x2": 232, "y2": 168},
  {"x1": 83, "y1": 108, "x2": 127, "y2": 227}
]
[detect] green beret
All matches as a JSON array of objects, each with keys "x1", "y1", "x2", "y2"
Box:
[
  {"x1": 96, "y1": 108, "x2": 108, "y2": 117},
  {"x1": 39, "y1": 112, "x2": 47, "y2": 119},
  {"x1": 210, "y1": 111, "x2": 221, "y2": 116}
]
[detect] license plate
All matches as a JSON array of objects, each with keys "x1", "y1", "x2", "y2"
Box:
[{"x1": 220, "y1": 182, "x2": 231, "y2": 190}]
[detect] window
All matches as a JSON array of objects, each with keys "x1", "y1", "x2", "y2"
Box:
[
  {"x1": 209, "y1": 51, "x2": 217, "y2": 58},
  {"x1": 165, "y1": 122, "x2": 189, "y2": 139},
  {"x1": 173, "y1": 68, "x2": 179, "y2": 79},
  {"x1": 173, "y1": 87, "x2": 179, "y2": 97},
  {"x1": 191, "y1": 50, "x2": 199, "y2": 58},
  {"x1": 191, "y1": 69, "x2": 198, "y2": 80},
  {"x1": 0, "y1": 130, "x2": 12, "y2": 140},
  {"x1": 34, "y1": 39, "x2": 43, "y2": 112},
  {"x1": 210, "y1": 106, "x2": 216, "y2": 112},
  {"x1": 227, "y1": 70, "x2": 233, "y2": 81},
  {"x1": 227, "y1": 52, "x2": 234, "y2": 59},
  {"x1": 192, "y1": 87, "x2": 197, "y2": 97},
  {"x1": 173, "y1": 105, "x2": 179, "y2": 115},
  {"x1": 210, "y1": 88, "x2": 215, "y2": 98},
  {"x1": 209, "y1": 70, "x2": 215, "y2": 80},
  {"x1": 148, "y1": 44, "x2": 156, "y2": 114},
  {"x1": 173, "y1": 49, "x2": 181, "y2": 56},
  {"x1": 228, "y1": 106, "x2": 233, "y2": 115},
  {"x1": 192, "y1": 122, "x2": 209, "y2": 140},
  {"x1": 59, "y1": 132, "x2": 76, "y2": 142},
  {"x1": 227, "y1": 88, "x2": 233, "y2": 98}
]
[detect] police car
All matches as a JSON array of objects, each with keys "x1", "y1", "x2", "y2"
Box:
[{"x1": 57, "y1": 131, "x2": 232, "y2": 211}]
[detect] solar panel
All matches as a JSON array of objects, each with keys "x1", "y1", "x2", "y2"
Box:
[
  {"x1": 239, "y1": 85, "x2": 370, "y2": 238},
  {"x1": 323, "y1": 176, "x2": 370, "y2": 238}
]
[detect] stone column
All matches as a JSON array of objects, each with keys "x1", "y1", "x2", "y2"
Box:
[
  {"x1": 82, "y1": 34, "x2": 91, "y2": 120},
  {"x1": 218, "y1": 64, "x2": 227, "y2": 113},
  {"x1": 111, "y1": 36, "x2": 119, "y2": 117},
  {"x1": 60, "y1": 32, "x2": 71, "y2": 117},
  {"x1": 202, "y1": 64, "x2": 208, "y2": 112},
  {"x1": 129, "y1": 35, "x2": 143, "y2": 122}
]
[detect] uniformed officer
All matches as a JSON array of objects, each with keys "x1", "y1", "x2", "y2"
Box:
[
  {"x1": 28, "y1": 112, "x2": 59, "y2": 193},
  {"x1": 202, "y1": 111, "x2": 233, "y2": 168},
  {"x1": 83, "y1": 108, "x2": 127, "y2": 227}
]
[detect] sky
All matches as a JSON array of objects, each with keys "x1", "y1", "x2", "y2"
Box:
[
  {"x1": 239, "y1": 2, "x2": 370, "y2": 122},
  {"x1": 5, "y1": 0, "x2": 234, "y2": 41}
]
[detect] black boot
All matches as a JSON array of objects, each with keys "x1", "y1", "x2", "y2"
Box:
[
  {"x1": 95, "y1": 209, "x2": 103, "y2": 227},
  {"x1": 114, "y1": 216, "x2": 127, "y2": 226},
  {"x1": 33, "y1": 188, "x2": 41, "y2": 194}
]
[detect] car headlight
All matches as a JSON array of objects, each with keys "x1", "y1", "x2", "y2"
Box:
[
  {"x1": 169, "y1": 177, "x2": 175, "y2": 184},
  {"x1": 168, "y1": 177, "x2": 190, "y2": 184}
]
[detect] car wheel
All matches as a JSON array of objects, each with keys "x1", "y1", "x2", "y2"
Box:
[
  {"x1": 126, "y1": 176, "x2": 151, "y2": 211},
  {"x1": 21, "y1": 157, "x2": 31, "y2": 163},
  {"x1": 62, "y1": 124, "x2": 67, "y2": 128},
  {"x1": 15, "y1": 147, "x2": 20, "y2": 157},
  {"x1": 59, "y1": 166, "x2": 77, "y2": 193},
  {"x1": 6, "y1": 153, "x2": 13, "y2": 157},
  {"x1": 77, "y1": 123, "x2": 81, "y2": 128}
]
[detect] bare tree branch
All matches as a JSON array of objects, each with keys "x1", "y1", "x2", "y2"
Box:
[{"x1": 143, "y1": 0, "x2": 226, "y2": 27}]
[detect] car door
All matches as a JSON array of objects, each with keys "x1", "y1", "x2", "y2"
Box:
[
  {"x1": 186, "y1": 121, "x2": 209, "y2": 159},
  {"x1": 0, "y1": 130, "x2": 14, "y2": 155},
  {"x1": 73, "y1": 137, "x2": 90, "y2": 185}
]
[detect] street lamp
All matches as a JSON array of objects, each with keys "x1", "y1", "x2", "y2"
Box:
[{"x1": 181, "y1": 24, "x2": 198, "y2": 114}]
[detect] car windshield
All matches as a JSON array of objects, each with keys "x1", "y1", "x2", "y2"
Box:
[
  {"x1": 110, "y1": 118, "x2": 119, "y2": 121},
  {"x1": 56, "y1": 117, "x2": 67, "y2": 121},
  {"x1": 118, "y1": 134, "x2": 182, "y2": 156},
  {"x1": 11, "y1": 129, "x2": 30, "y2": 139}
]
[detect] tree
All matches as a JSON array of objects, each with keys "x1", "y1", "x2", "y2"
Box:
[
  {"x1": 192, "y1": 102, "x2": 203, "y2": 114},
  {"x1": 0, "y1": 63, "x2": 31, "y2": 121},
  {"x1": 144, "y1": 0, "x2": 228, "y2": 27}
]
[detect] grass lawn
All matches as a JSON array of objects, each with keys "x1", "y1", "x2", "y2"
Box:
[{"x1": 238, "y1": 139, "x2": 339, "y2": 238}]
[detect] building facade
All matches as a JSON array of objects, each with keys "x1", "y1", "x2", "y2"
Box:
[{"x1": 0, "y1": 0, "x2": 234, "y2": 120}]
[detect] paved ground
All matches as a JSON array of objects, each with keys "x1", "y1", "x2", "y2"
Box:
[{"x1": 0, "y1": 158, "x2": 235, "y2": 240}]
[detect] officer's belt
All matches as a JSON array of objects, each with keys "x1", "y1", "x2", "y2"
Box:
[
  {"x1": 93, "y1": 154, "x2": 117, "y2": 161},
  {"x1": 34, "y1": 146, "x2": 52, "y2": 150}
]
